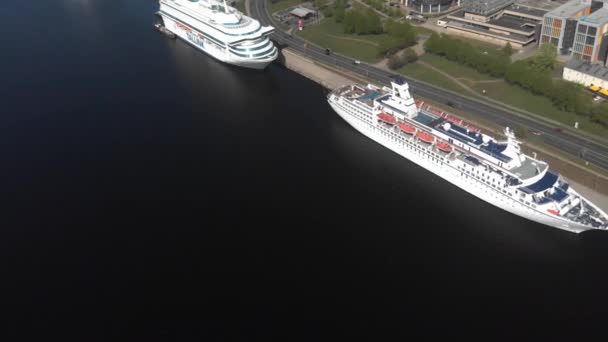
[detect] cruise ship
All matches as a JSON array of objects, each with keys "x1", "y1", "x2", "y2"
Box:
[
  {"x1": 158, "y1": 0, "x2": 278, "y2": 69},
  {"x1": 328, "y1": 77, "x2": 608, "y2": 233}
]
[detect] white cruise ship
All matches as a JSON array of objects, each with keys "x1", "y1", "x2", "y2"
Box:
[
  {"x1": 158, "y1": 0, "x2": 278, "y2": 69},
  {"x1": 328, "y1": 77, "x2": 608, "y2": 233}
]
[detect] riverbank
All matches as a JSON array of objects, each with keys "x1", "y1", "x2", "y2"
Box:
[
  {"x1": 280, "y1": 48, "x2": 359, "y2": 89},
  {"x1": 276, "y1": 48, "x2": 608, "y2": 202}
]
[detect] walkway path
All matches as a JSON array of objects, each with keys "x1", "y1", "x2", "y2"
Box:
[
  {"x1": 325, "y1": 34, "x2": 379, "y2": 46},
  {"x1": 352, "y1": 0, "x2": 389, "y2": 18},
  {"x1": 416, "y1": 60, "x2": 479, "y2": 95}
]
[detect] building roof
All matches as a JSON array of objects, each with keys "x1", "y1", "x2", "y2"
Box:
[
  {"x1": 505, "y1": 3, "x2": 547, "y2": 18},
  {"x1": 582, "y1": 6, "x2": 608, "y2": 25},
  {"x1": 545, "y1": 0, "x2": 591, "y2": 19},
  {"x1": 466, "y1": 0, "x2": 515, "y2": 15},
  {"x1": 290, "y1": 7, "x2": 315, "y2": 17},
  {"x1": 565, "y1": 57, "x2": 608, "y2": 79}
]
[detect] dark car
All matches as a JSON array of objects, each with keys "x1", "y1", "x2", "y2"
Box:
[{"x1": 325, "y1": 48, "x2": 331, "y2": 55}]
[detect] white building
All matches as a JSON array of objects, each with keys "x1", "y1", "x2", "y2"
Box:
[{"x1": 563, "y1": 58, "x2": 608, "y2": 88}]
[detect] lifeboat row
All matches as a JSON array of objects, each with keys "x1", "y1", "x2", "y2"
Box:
[
  {"x1": 377, "y1": 112, "x2": 396, "y2": 124},
  {"x1": 416, "y1": 131, "x2": 435, "y2": 144},
  {"x1": 399, "y1": 123, "x2": 416, "y2": 134},
  {"x1": 436, "y1": 141, "x2": 453, "y2": 153},
  {"x1": 377, "y1": 112, "x2": 454, "y2": 153}
]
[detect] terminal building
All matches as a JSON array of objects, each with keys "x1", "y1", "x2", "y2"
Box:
[
  {"x1": 563, "y1": 57, "x2": 608, "y2": 90},
  {"x1": 404, "y1": 0, "x2": 456, "y2": 13},
  {"x1": 444, "y1": 0, "x2": 546, "y2": 48},
  {"x1": 540, "y1": 0, "x2": 608, "y2": 64}
]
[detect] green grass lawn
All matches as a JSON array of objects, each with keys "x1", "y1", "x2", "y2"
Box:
[
  {"x1": 413, "y1": 26, "x2": 435, "y2": 37},
  {"x1": 471, "y1": 82, "x2": 608, "y2": 136},
  {"x1": 396, "y1": 54, "x2": 607, "y2": 136},
  {"x1": 269, "y1": 0, "x2": 304, "y2": 13},
  {"x1": 419, "y1": 54, "x2": 497, "y2": 82},
  {"x1": 398, "y1": 63, "x2": 467, "y2": 94},
  {"x1": 351, "y1": 1, "x2": 369, "y2": 11},
  {"x1": 297, "y1": 19, "x2": 401, "y2": 63}
]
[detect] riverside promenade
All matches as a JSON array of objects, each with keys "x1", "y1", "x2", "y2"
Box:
[
  {"x1": 246, "y1": 1, "x2": 608, "y2": 208},
  {"x1": 280, "y1": 49, "x2": 356, "y2": 90}
]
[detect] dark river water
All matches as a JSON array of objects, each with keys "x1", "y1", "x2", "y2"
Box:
[{"x1": 2, "y1": 0, "x2": 608, "y2": 339}]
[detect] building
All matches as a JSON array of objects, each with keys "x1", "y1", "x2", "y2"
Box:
[
  {"x1": 540, "y1": 0, "x2": 608, "y2": 64},
  {"x1": 563, "y1": 57, "x2": 608, "y2": 88},
  {"x1": 289, "y1": 7, "x2": 316, "y2": 20},
  {"x1": 405, "y1": 0, "x2": 457, "y2": 13},
  {"x1": 445, "y1": 0, "x2": 546, "y2": 48}
]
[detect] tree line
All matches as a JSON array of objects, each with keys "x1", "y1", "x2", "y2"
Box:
[
  {"x1": 424, "y1": 33, "x2": 608, "y2": 128},
  {"x1": 323, "y1": 2, "x2": 417, "y2": 57}
]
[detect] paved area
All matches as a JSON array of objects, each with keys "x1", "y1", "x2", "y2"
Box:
[
  {"x1": 515, "y1": 0, "x2": 570, "y2": 11},
  {"x1": 247, "y1": 0, "x2": 608, "y2": 173},
  {"x1": 281, "y1": 49, "x2": 356, "y2": 89},
  {"x1": 566, "y1": 178, "x2": 608, "y2": 213}
]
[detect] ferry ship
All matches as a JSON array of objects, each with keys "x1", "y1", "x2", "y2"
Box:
[
  {"x1": 328, "y1": 77, "x2": 608, "y2": 233},
  {"x1": 158, "y1": 0, "x2": 278, "y2": 69}
]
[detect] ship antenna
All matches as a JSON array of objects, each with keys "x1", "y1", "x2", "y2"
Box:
[{"x1": 223, "y1": 0, "x2": 229, "y2": 13}]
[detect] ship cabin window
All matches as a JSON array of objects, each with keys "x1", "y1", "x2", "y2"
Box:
[{"x1": 525, "y1": 201, "x2": 530, "y2": 206}]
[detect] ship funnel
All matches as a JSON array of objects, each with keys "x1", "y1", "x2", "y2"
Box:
[{"x1": 390, "y1": 76, "x2": 413, "y2": 101}]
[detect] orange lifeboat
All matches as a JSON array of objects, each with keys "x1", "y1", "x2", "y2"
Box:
[
  {"x1": 437, "y1": 141, "x2": 452, "y2": 153},
  {"x1": 377, "y1": 112, "x2": 396, "y2": 124},
  {"x1": 416, "y1": 131, "x2": 435, "y2": 143},
  {"x1": 398, "y1": 122, "x2": 416, "y2": 134},
  {"x1": 547, "y1": 209, "x2": 559, "y2": 216}
]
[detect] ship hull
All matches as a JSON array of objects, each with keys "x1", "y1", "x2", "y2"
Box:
[
  {"x1": 329, "y1": 100, "x2": 593, "y2": 234},
  {"x1": 159, "y1": 15, "x2": 276, "y2": 70}
]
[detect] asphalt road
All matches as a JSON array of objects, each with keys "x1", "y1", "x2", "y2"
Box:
[{"x1": 250, "y1": 0, "x2": 608, "y2": 172}]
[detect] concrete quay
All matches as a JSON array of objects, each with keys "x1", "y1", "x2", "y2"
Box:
[
  {"x1": 278, "y1": 48, "x2": 357, "y2": 90},
  {"x1": 274, "y1": 48, "x2": 608, "y2": 207}
]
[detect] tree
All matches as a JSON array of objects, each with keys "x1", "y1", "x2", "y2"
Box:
[
  {"x1": 424, "y1": 33, "x2": 441, "y2": 54},
  {"x1": 402, "y1": 48, "x2": 418, "y2": 63},
  {"x1": 532, "y1": 43, "x2": 557, "y2": 70},
  {"x1": 502, "y1": 42, "x2": 513, "y2": 56},
  {"x1": 322, "y1": 7, "x2": 333, "y2": 17},
  {"x1": 387, "y1": 53, "x2": 405, "y2": 70},
  {"x1": 314, "y1": 0, "x2": 326, "y2": 9},
  {"x1": 592, "y1": 102, "x2": 608, "y2": 127},
  {"x1": 365, "y1": 8, "x2": 382, "y2": 34},
  {"x1": 334, "y1": 6, "x2": 345, "y2": 23}
]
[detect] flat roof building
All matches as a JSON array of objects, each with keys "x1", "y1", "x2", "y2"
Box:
[
  {"x1": 563, "y1": 57, "x2": 608, "y2": 88},
  {"x1": 289, "y1": 7, "x2": 316, "y2": 19},
  {"x1": 445, "y1": 1, "x2": 546, "y2": 48},
  {"x1": 540, "y1": 0, "x2": 608, "y2": 64}
]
